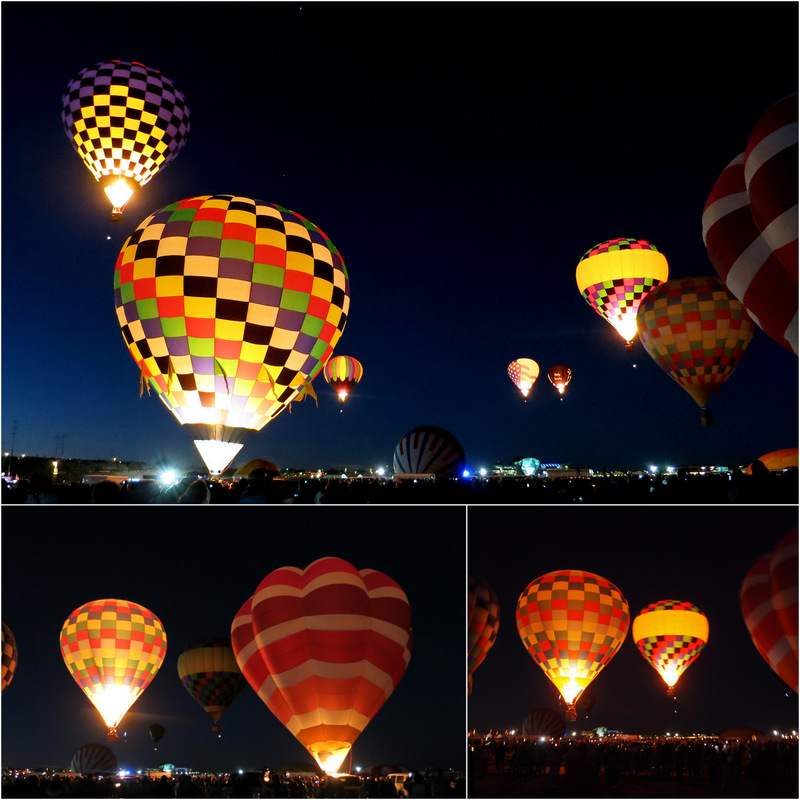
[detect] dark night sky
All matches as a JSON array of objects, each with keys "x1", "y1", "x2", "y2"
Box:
[
  {"x1": 467, "y1": 505, "x2": 799, "y2": 739},
  {"x1": 1, "y1": 2, "x2": 798, "y2": 474},
  {"x1": 1, "y1": 505, "x2": 465, "y2": 772}
]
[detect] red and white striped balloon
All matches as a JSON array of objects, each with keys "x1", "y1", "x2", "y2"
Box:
[
  {"x1": 231, "y1": 557, "x2": 412, "y2": 774},
  {"x1": 740, "y1": 530, "x2": 798, "y2": 693}
]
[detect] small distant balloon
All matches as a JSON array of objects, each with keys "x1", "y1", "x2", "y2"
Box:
[
  {"x1": 323, "y1": 355, "x2": 363, "y2": 404},
  {"x1": 149, "y1": 723, "x2": 165, "y2": 744},
  {"x1": 547, "y1": 365, "x2": 572, "y2": 397},
  {"x1": 508, "y1": 359, "x2": 539, "y2": 398}
]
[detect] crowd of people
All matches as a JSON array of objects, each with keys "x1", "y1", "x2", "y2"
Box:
[{"x1": 3, "y1": 466, "x2": 797, "y2": 505}]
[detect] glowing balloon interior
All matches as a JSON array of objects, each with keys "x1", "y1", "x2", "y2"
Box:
[
  {"x1": 323, "y1": 355, "x2": 363, "y2": 403},
  {"x1": 59, "y1": 599, "x2": 167, "y2": 741},
  {"x1": 114, "y1": 196, "x2": 350, "y2": 474},
  {"x1": 231, "y1": 557, "x2": 412, "y2": 774},
  {"x1": 632, "y1": 600, "x2": 708, "y2": 694},
  {"x1": 576, "y1": 238, "x2": 669, "y2": 349},
  {"x1": 516, "y1": 570, "x2": 630, "y2": 721}
]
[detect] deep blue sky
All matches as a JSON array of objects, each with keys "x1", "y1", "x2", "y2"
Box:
[
  {"x1": 1, "y1": 505, "x2": 465, "y2": 773},
  {"x1": 467, "y1": 505, "x2": 798, "y2": 738},
  {"x1": 1, "y1": 2, "x2": 797, "y2": 474}
]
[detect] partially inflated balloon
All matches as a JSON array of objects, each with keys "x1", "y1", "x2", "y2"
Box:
[
  {"x1": 636, "y1": 276, "x2": 755, "y2": 423},
  {"x1": 231, "y1": 557, "x2": 412, "y2": 775},
  {"x1": 114, "y1": 196, "x2": 350, "y2": 474},
  {"x1": 62, "y1": 61, "x2": 190, "y2": 221},
  {"x1": 71, "y1": 743, "x2": 118, "y2": 775},
  {"x1": 60, "y1": 599, "x2": 167, "y2": 741},
  {"x1": 522, "y1": 708, "x2": 565, "y2": 739},
  {"x1": 576, "y1": 238, "x2": 669, "y2": 349},
  {"x1": 177, "y1": 638, "x2": 246, "y2": 732},
  {"x1": 516, "y1": 570, "x2": 629, "y2": 721},
  {"x1": 746, "y1": 447, "x2": 799, "y2": 473},
  {"x1": 632, "y1": 600, "x2": 708, "y2": 695},
  {"x1": 323, "y1": 355, "x2": 363, "y2": 403},
  {"x1": 547, "y1": 365, "x2": 572, "y2": 397},
  {"x1": 2, "y1": 621, "x2": 17, "y2": 693},
  {"x1": 508, "y1": 359, "x2": 539, "y2": 398},
  {"x1": 392, "y1": 426, "x2": 465, "y2": 478},
  {"x1": 468, "y1": 574, "x2": 500, "y2": 695}
]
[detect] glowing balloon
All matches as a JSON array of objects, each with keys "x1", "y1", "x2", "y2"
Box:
[
  {"x1": 746, "y1": 447, "x2": 799, "y2": 473},
  {"x1": 231, "y1": 557, "x2": 412, "y2": 775},
  {"x1": 60, "y1": 599, "x2": 167, "y2": 741},
  {"x1": 522, "y1": 708, "x2": 565, "y2": 739},
  {"x1": 392, "y1": 426, "x2": 465, "y2": 478},
  {"x1": 468, "y1": 573, "x2": 500, "y2": 695},
  {"x1": 632, "y1": 600, "x2": 708, "y2": 695},
  {"x1": 576, "y1": 238, "x2": 669, "y2": 349},
  {"x1": 508, "y1": 359, "x2": 539, "y2": 398},
  {"x1": 323, "y1": 355, "x2": 364, "y2": 403},
  {"x1": 71, "y1": 743, "x2": 118, "y2": 775},
  {"x1": 177, "y1": 637, "x2": 246, "y2": 732},
  {"x1": 114, "y1": 195, "x2": 350, "y2": 474},
  {"x1": 62, "y1": 61, "x2": 190, "y2": 221},
  {"x1": 636, "y1": 276, "x2": 755, "y2": 424},
  {"x1": 741, "y1": 530, "x2": 798, "y2": 692},
  {"x1": 516, "y1": 569, "x2": 629, "y2": 721},
  {"x1": 2, "y1": 621, "x2": 17, "y2": 693},
  {"x1": 547, "y1": 365, "x2": 572, "y2": 397}
]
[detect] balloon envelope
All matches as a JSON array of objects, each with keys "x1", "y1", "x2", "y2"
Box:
[
  {"x1": 746, "y1": 447, "x2": 798, "y2": 473},
  {"x1": 71, "y1": 743, "x2": 118, "y2": 775},
  {"x1": 521, "y1": 708, "x2": 565, "y2": 739},
  {"x1": 576, "y1": 238, "x2": 669, "y2": 346},
  {"x1": 149, "y1": 723, "x2": 165, "y2": 743},
  {"x1": 60, "y1": 599, "x2": 167, "y2": 740},
  {"x1": 508, "y1": 358, "x2": 539, "y2": 398},
  {"x1": 2, "y1": 621, "x2": 17, "y2": 693},
  {"x1": 392, "y1": 426, "x2": 465, "y2": 478},
  {"x1": 114, "y1": 195, "x2": 350, "y2": 474},
  {"x1": 231, "y1": 557, "x2": 412, "y2": 775},
  {"x1": 516, "y1": 570, "x2": 630, "y2": 720},
  {"x1": 468, "y1": 574, "x2": 500, "y2": 694},
  {"x1": 632, "y1": 600, "x2": 708, "y2": 693},
  {"x1": 323, "y1": 355, "x2": 363, "y2": 403},
  {"x1": 547, "y1": 365, "x2": 572, "y2": 396}
]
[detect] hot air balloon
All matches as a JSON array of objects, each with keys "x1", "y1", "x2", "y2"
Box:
[
  {"x1": 521, "y1": 708, "x2": 565, "y2": 740},
  {"x1": 508, "y1": 359, "x2": 540, "y2": 398},
  {"x1": 741, "y1": 530, "x2": 798, "y2": 693},
  {"x1": 177, "y1": 637, "x2": 246, "y2": 733},
  {"x1": 323, "y1": 355, "x2": 364, "y2": 403},
  {"x1": 149, "y1": 723, "x2": 165, "y2": 744},
  {"x1": 547, "y1": 365, "x2": 572, "y2": 397},
  {"x1": 71, "y1": 743, "x2": 118, "y2": 775},
  {"x1": 392, "y1": 426, "x2": 465, "y2": 478},
  {"x1": 631, "y1": 600, "x2": 709, "y2": 695},
  {"x1": 2, "y1": 621, "x2": 18, "y2": 692},
  {"x1": 746, "y1": 447, "x2": 799, "y2": 473},
  {"x1": 60, "y1": 599, "x2": 167, "y2": 741},
  {"x1": 636, "y1": 276, "x2": 755, "y2": 425},
  {"x1": 516, "y1": 569, "x2": 629, "y2": 721},
  {"x1": 468, "y1": 574, "x2": 500, "y2": 695},
  {"x1": 234, "y1": 459, "x2": 281, "y2": 479},
  {"x1": 114, "y1": 195, "x2": 350, "y2": 475},
  {"x1": 62, "y1": 60, "x2": 190, "y2": 221},
  {"x1": 576, "y1": 238, "x2": 669, "y2": 350},
  {"x1": 231, "y1": 557, "x2": 412, "y2": 775}
]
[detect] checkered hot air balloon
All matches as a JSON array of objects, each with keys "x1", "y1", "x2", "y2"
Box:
[
  {"x1": 741, "y1": 530, "x2": 798, "y2": 693},
  {"x1": 547, "y1": 365, "x2": 572, "y2": 398},
  {"x1": 62, "y1": 60, "x2": 190, "y2": 221},
  {"x1": 632, "y1": 600, "x2": 709, "y2": 695},
  {"x1": 576, "y1": 238, "x2": 669, "y2": 350},
  {"x1": 231, "y1": 557, "x2": 412, "y2": 775},
  {"x1": 114, "y1": 195, "x2": 350, "y2": 475},
  {"x1": 59, "y1": 599, "x2": 167, "y2": 741},
  {"x1": 177, "y1": 638, "x2": 246, "y2": 733},
  {"x1": 508, "y1": 359, "x2": 540, "y2": 398},
  {"x1": 2, "y1": 621, "x2": 18, "y2": 693},
  {"x1": 392, "y1": 426, "x2": 465, "y2": 478},
  {"x1": 323, "y1": 355, "x2": 363, "y2": 403},
  {"x1": 635, "y1": 276, "x2": 755, "y2": 425},
  {"x1": 516, "y1": 569, "x2": 630, "y2": 722},
  {"x1": 468, "y1": 573, "x2": 500, "y2": 695}
]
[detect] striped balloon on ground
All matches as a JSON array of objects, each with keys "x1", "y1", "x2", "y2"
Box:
[
  {"x1": 746, "y1": 447, "x2": 799, "y2": 473},
  {"x1": 2, "y1": 621, "x2": 18, "y2": 693},
  {"x1": 71, "y1": 743, "x2": 118, "y2": 775},
  {"x1": 392, "y1": 426, "x2": 465, "y2": 478},
  {"x1": 740, "y1": 530, "x2": 798, "y2": 693},
  {"x1": 468, "y1": 574, "x2": 500, "y2": 695},
  {"x1": 231, "y1": 557, "x2": 412, "y2": 775},
  {"x1": 702, "y1": 153, "x2": 797, "y2": 354},
  {"x1": 522, "y1": 708, "x2": 565, "y2": 739}
]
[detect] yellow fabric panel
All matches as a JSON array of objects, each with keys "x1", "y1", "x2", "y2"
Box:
[
  {"x1": 576, "y1": 248, "x2": 669, "y2": 292},
  {"x1": 632, "y1": 609, "x2": 708, "y2": 642}
]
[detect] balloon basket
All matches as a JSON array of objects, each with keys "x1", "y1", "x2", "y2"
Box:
[{"x1": 107, "y1": 727, "x2": 119, "y2": 743}]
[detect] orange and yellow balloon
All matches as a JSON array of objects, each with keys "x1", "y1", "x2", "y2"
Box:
[
  {"x1": 60, "y1": 599, "x2": 167, "y2": 741},
  {"x1": 632, "y1": 600, "x2": 708, "y2": 695},
  {"x1": 323, "y1": 355, "x2": 363, "y2": 403},
  {"x1": 576, "y1": 238, "x2": 669, "y2": 350},
  {"x1": 468, "y1": 573, "x2": 500, "y2": 695},
  {"x1": 508, "y1": 358, "x2": 540, "y2": 398},
  {"x1": 516, "y1": 569, "x2": 629, "y2": 721}
]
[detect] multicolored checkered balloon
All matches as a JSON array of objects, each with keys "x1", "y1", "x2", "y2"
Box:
[
  {"x1": 635, "y1": 276, "x2": 755, "y2": 420},
  {"x1": 468, "y1": 573, "x2": 500, "y2": 695},
  {"x1": 1, "y1": 621, "x2": 18, "y2": 693},
  {"x1": 59, "y1": 598, "x2": 167, "y2": 741},
  {"x1": 516, "y1": 569, "x2": 629, "y2": 721},
  {"x1": 323, "y1": 355, "x2": 363, "y2": 403},
  {"x1": 62, "y1": 60, "x2": 190, "y2": 220},
  {"x1": 632, "y1": 600, "x2": 708, "y2": 695},
  {"x1": 114, "y1": 195, "x2": 350, "y2": 474},
  {"x1": 576, "y1": 238, "x2": 669, "y2": 348}
]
